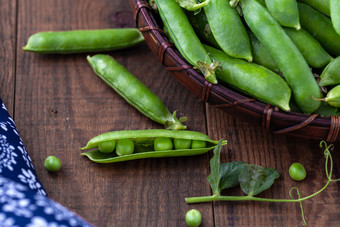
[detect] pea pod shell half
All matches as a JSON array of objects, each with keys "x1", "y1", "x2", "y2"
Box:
[
  {"x1": 81, "y1": 129, "x2": 227, "y2": 163},
  {"x1": 204, "y1": 45, "x2": 291, "y2": 112},
  {"x1": 23, "y1": 28, "x2": 144, "y2": 54}
]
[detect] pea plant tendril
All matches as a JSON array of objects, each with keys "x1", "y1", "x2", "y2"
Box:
[{"x1": 185, "y1": 140, "x2": 340, "y2": 226}]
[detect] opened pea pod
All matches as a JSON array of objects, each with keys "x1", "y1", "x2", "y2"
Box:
[{"x1": 81, "y1": 129, "x2": 227, "y2": 163}]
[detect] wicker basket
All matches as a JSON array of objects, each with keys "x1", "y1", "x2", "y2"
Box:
[{"x1": 129, "y1": 0, "x2": 340, "y2": 142}]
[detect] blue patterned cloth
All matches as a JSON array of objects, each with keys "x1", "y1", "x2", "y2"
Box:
[{"x1": 0, "y1": 98, "x2": 92, "y2": 227}]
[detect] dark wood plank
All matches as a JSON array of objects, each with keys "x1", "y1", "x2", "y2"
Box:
[
  {"x1": 206, "y1": 104, "x2": 340, "y2": 226},
  {"x1": 15, "y1": 0, "x2": 213, "y2": 226},
  {"x1": 0, "y1": 0, "x2": 16, "y2": 115}
]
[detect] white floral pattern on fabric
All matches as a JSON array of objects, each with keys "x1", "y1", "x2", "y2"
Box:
[
  {"x1": 18, "y1": 169, "x2": 46, "y2": 196},
  {"x1": 25, "y1": 217, "x2": 68, "y2": 227},
  {"x1": 0, "y1": 176, "x2": 92, "y2": 227},
  {"x1": 0, "y1": 213, "x2": 18, "y2": 227},
  {"x1": 0, "y1": 135, "x2": 17, "y2": 172}
]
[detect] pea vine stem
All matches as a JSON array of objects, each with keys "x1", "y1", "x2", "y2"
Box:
[
  {"x1": 186, "y1": 140, "x2": 339, "y2": 204},
  {"x1": 186, "y1": 180, "x2": 331, "y2": 203}
]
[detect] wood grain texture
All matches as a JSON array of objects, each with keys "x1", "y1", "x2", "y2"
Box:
[
  {"x1": 0, "y1": 0, "x2": 16, "y2": 115},
  {"x1": 4, "y1": 0, "x2": 340, "y2": 226},
  {"x1": 15, "y1": 0, "x2": 212, "y2": 226}
]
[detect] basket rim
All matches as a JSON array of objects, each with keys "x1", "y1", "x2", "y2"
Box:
[{"x1": 129, "y1": 0, "x2": 340, "y2": 142}]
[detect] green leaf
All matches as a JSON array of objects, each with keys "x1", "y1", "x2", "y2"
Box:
[
  {"x1": 239, "y1": 164, "x2": 280, "y2": 196},
  {"x1": 219, "y1": 161, "x2": 246, "y2": 191},
  {"x1": 207, "y1": 140, "x2": 223, "y2": 195}
]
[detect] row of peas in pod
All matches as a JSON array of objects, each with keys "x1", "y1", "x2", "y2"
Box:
[{"x1": 152, "y1": 0, "x2": 340, "y2": 115}]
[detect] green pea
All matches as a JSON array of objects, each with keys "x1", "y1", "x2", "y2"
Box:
[
  {"x1": 98, "y1": 140, "x2": 116, "y2": 153},
  {"x1": 191, "y1": 140, "x2": 206, "y2": 149},
  {"x1": 185, "y1": 209, "x2": 202, "y2": 227},
  {"x1": 174, "y1": 138, "x2": 191, "y2": 150},
  {"x1": 241, "y1": 0, "x2": 322, "y2": 113},
  {"x1": 116, "y1": 139, "x2": 134, "y2": 156},
  {"x1": 289, "y1": 162, "x2": 307, "y2": 181},
  {"x1": 154, "y1": 137, "x2": 173, "y2": 151},
  {"x1": 23, "y1": 28, "x2": 144, "y2": 54},
  {"x1": 44, "y1": 156, "x2": 62, "y2": 172}
]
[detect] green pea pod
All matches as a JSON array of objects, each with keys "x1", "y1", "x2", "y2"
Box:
[
  {"x1": 283, "y1": 27, "x2": 333, "y2": 68},
  {"x1": 298, "y1": 3, "x2": 340, "y2": 56},
  {"x1": 240, "y1": 0, "x2": 321, "y2": 113},
  {"x1": 204, "y1": 45, "x2": 291, "y2": 112},
  {"x1": 23, "y1": 28, "x2": 144, "y2": 54},
  {"x1": 81, "y1": 129, "x2": 227, "y2": 163},
  {"x1": 87, "y1": 54, "x2": 186, "y2": 130},
  {"x1": 319, "y1": 56, "x2": 340, "y2": 87},
  {"x1": 330, "y1": 0, "x2": 340, "y2": 36},
  {"x1": 154, "y1": 0, "x2": 219, "y2": 84},
  {"x1": 204, "y1": 0, "x2": 252, "y2": 62},
  {"x1": 316, "y1": 85, "x2": 340, "y2": 108},
  {"x1": 248, "y1": 31, "x2": 280, "y2": 74},
  {"x1": 265, "y1": 0, "x2": 300, "y2": 29},
  {"x1": 298, "y1": 0, "x2": 330, "y2": 16},
  {"x1": 185, "y1": 10, "x2": 221, "y2": 49}
]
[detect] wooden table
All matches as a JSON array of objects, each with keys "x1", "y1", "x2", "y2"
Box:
[{"x1": 1, "y1": 0, "x2": 339, "y2": 226}]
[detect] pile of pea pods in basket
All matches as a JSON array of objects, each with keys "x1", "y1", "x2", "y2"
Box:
[{"x1": 23, "y1": 0, "x2": 340, "y2": 161}]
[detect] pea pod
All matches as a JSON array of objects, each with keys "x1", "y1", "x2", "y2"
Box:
[
  {"x1": 23, "y1": 28, "x2": 144, "y2": 54},
  {"x1": 185, "y1": 10, "x2": 220, "y2": 49},
  {"x1": 248, "y1": 31, "x2": 280, "y2": 74},
  {"x1": 265, "y1": 0, "x2": 300, "y2": 29},
  {"x1": 319, "y1": 56, "x2": 340, "y2": 87},
  {"x1": 240, "y1": 0, "x2": 322, "y2": 113},
  {"x1": 298, "y1": 3, "x2": 340, "y2": 56},
  {"x1": 316, "y1": 85, "x2": 340, "y2": 108},
  {"x1": 298, "y1": 0, "x2": 330, "y2": 16},
  {"x1": 204, "y1": 45, "x2": 291, "y2": 112},
  {"x1": 87, "y1": 54, "x2": 186, "y2": 130},
  {"x1": 154, "y1": 0, "x2": 219, "y2": 84},
  {"x1": 330, "y1": 0, "x2": 340, "y2": 36},
  {"x1": 204, "y1": 0, "x2": 252, "y2": 61},
  {"x1": 283, "y1": 27, "x2": 333, "y2": 68},
  {"x1": 176, "y1": 0, "x2": 210, "y2": 11},
  {"x1": 81, "y1": 129, "x2": 227, "y2": 163}
]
